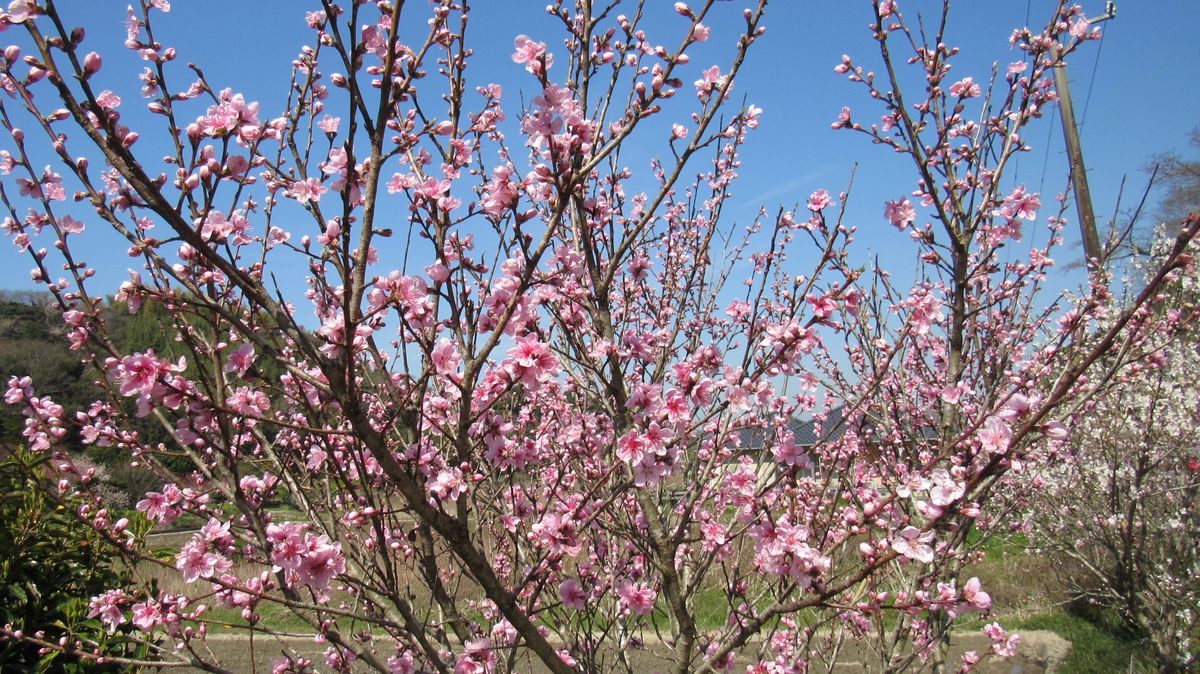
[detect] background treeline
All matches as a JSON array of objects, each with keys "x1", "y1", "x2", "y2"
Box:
[{"x1": 1, "y1": 290, "x2": 202, "y2": 508}]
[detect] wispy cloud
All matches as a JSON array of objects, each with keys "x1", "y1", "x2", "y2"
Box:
[{"x1": 735, "y1": 169, "x2": 828, "y2": 209}]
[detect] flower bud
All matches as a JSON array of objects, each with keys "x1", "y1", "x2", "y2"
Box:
[{"x1": 83, "y1": 51, "x2": 102, "y2": 75}]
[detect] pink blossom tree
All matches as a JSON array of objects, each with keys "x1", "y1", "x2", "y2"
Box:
[{"x1": 1, "y1": 1, "x2": 1197, "y2": 673}]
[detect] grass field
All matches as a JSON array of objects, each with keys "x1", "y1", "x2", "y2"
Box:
[{"x1": 137, "y1": 526, "x2": 1161, "y2": 672}]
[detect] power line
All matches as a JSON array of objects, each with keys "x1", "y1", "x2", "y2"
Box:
[
  {"x1": 1039, "y1": 106, "x2": 1057, "y2": 195},
  {"x1": 1078, "y1": 22, "x2": 1108, "y2": 129}
]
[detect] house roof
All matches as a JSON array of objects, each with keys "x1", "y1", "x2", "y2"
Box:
[{"x1": 737, "y1": 405, "x2": 854, "y2": 450}]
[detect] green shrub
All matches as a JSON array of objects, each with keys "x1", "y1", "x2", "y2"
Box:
[{"x1": 0, "y1": 448, "x2": 144, "y2": 673}]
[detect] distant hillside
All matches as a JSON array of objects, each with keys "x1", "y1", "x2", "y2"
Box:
[{"x1": 0, "y1": 292, "x2": 89, "y2": 445}]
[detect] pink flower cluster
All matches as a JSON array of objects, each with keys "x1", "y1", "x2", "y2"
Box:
[
  {"x1": 175, "y1": 520, "x2": 234, "y2": 583},
  {"x1": 266, "y1": 522, "x2": 347, "y2": 592},
  {"x1": 87, "y1": 591, "x2": 189, "y2": 636},
  {"x1": 616, "y1": 582, "x2": 657, "y2": 616},
  {"x1": 501, "y1": 334, "x2": 560, "y2": 392},
  {"x1": 522, "y1": 84, "x2": 596, "y2": 167},
  {"x1": 109, "y1": 350, "x2": 188, "y2": 416},
  {"x1": 87, "y1": 589, "x2": 129, "y2": 634},
  {"x1": 982, "y1": 622, "x2": 1021, "y2": 658},
  {"x1": 751, "y1": 517, "x2": 832, "y2": 588},
  {"x1": 891, "y1": 525, "x2": 936, "y2": 564},
  {"x1": 511, "y1": 35, "x2": 552, "y2": 76},
  {"x1": 616, "y1": 423, "x2": 678, "y2": 487},
  {"x1": 762, "y1": 319, "x2": 819, "y2": 374},
  {"x1": 136, "y1": 483, "x2": 187, "y2": 526},
  {"x1": 5, "y1": 375, "x2": 65, "y2": 451},
  {"x1": 192, "y1": 90, "x2": 265, "y2": 142}
]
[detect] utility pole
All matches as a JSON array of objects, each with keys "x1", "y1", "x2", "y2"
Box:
[{"x1": 1053, "y1": 1, "x2": 1116, "y2": 273}]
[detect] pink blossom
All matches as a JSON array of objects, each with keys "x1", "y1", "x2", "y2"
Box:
[
  {"x1": 504, "y1": 334, "x2": 560, "y2": 390},
  {"x1": 807, "y1": 189, "x2": 834, "y2": 211},
  {"x1": 267, "y1": 522, "x2": 309, "y2": 570},
  {"x1": 995, "y1": 185, "x2": 1041, "y2": 221},
  {"x1": 197, "y1": 91, "x2": 260, "y2": 141},
  {"x1": 617, "y1": 582, "x2": 657, "y2": 616},
  {"x1": 82, "y1": 51, "x2": 102, "y2": 74},
  {"x1": 426, "y1": 262, "x2": 450, "y2": 283},
  {"x1": 907, "y1": 291, "x2": 945, "y2": 335},
  {"x1": 982, "y1": 622, "x2": 1020, "y2": 658},
  {"x1": 136, "y1": 484, "x2": 183, "y2": 525},
  {"x1": 304, "y1": 10, "x2": 326, "y2": 29},
  {"x1": 885, "y1": 198, "x2": 915, "y2": 229},
  {"x1": 130, "y1": 601, "x2": 162, "y2": 631},
  {"x1": 317, "y1": 114, "x2": 340, "y2": 135},
  {"x1": 807, "y1": 294, "x2": 837, "y2": 319},
  {"x1": 891, "y1": 526, "x2": 935, "y2": 563},
  {"x1": 96, "y1": 90, "x2": 122, "y2": 110},
  {"x1": 36, "y1": 167, "x2": 65, "y2": 201},
  {"x1": 224, "y1": 342, "x2": 256, "y2": 376},
  {"x1": 962, "y1": 577, "x2": 992, "y2": 612},
  {"x1": 4, "y1": 0, "x2": 37, "y2": 24},
  {"x1": 428, "y1": 467, "x2": 466, "y2": 501},
  {"x1": 771, "y1": 431, "x2": 809, "y2": 468},
  {"x1": 431, "y1": 338, "x2": 461, "y2": 376},
  {"x1": 226, "y1": 386, "x2": 270, "y2": 416},
  {"x1": 198, "y1": 210, "x2": 236, "y2": 241},
  {"x1": 617, "y1": 430, "x2": 646, "y2": 464},
  {"x1": 929, "y1": 469, "x2": 964, "y2": 507},
  {"x1": 175, "y1": 539, "x2": 221, "y2": 583},
  {"x1": 115, "y1": 351, "x2": 169, "y2": 397},
  {"x1": 512, "y1": 35, "x2": 552, "y2": 75},
  {"x1": 58, "y1": 215, "x2": 85, "y2": 234},
  {"x1": 559, "y1": 579, "x2": 587, "y2": 610},
  {"x1": 298, "y1": 538, "x2": 346, "y2": 591},
  {"x1": 948, "y1": 77, "x2": 982, "y2": 98},
  {"x1": 530, "y1": 512, "x2": 582, "y2": 556},
  {"x1": 694, "y1": 65, "x2": 728, "y2": 102},
  {"x1": 87, "y1": 589, "x2": 127, "y2": 634},
  {"x1": 832, "y1": 106, "x2": 852, "y2": 129},
  {"x1": 977, "y1": 416, "x2": 1012, "y2": 454},
  {"x1": 480, "y1": 164, "x2": 519, "y2": 217},
  {"x1": 5, "y1": 376, "x2": 28, "y2": 405},
  {"x1": 287, "y1": 177, "x2": 328, "y2": 205},
  {"x1": 745, "y1": 104, "x2": 763, "y2": 128},
  {"x1": 1041, "y1": 420, "x2": 1069, "y2": 439},
  {"x1": 455, "y1": 638, "x2": 496, "y2": 674}
]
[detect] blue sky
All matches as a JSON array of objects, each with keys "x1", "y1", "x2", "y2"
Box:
[{"x1": 2, "y1": 0, "x2": 1197, "y2": 304}]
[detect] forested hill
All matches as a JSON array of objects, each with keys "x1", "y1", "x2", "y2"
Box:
[
  {"x1": 0, "y1": 292, "x2": 87, "y2": 444},
  {"x1": 1, "y1": 290, "x2": 292, "y2": 454},
  {"x1": 0, "y1": 290, "x2": 181, "y2": 449}
]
